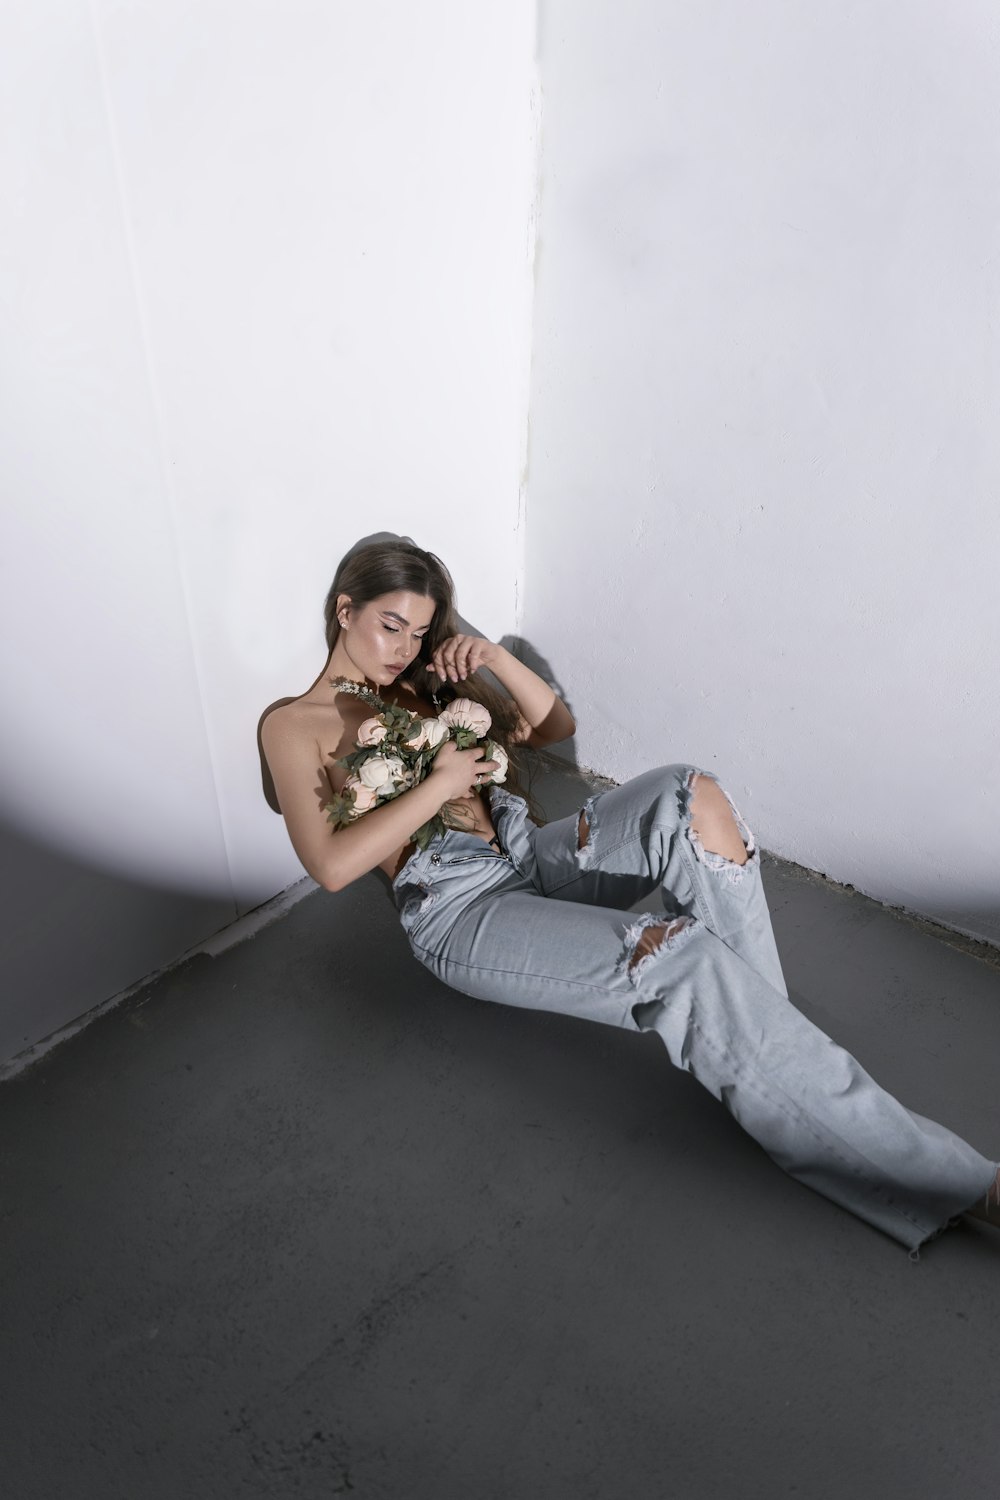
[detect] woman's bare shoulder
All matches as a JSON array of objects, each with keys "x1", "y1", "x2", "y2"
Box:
[
  {"x1": 259, "y1": 694, "x2": 340, "y2": 740},
  {"x1": 257, "y1": 695, "x2": 342, "y2": 812}
]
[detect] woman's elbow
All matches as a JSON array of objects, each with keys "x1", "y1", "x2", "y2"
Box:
[
  {"x1": 538, "y1": 713, "x2": 576, "y2": 746},
  {"x1": 318, "y1": 857, "x2": 352, "y2": 893},
  {"x1": 319, "y1": 854, "x2": 365, "y2": 893},
  {"x1": 305, "y1": 851, "x2": 345, "y2": 893}
]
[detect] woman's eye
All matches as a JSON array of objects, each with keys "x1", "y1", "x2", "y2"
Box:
[{"x1": 382, "y1": 626, "x2": 400, "y2": 634}]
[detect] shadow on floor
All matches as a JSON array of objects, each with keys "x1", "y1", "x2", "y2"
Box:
[{"x1": 2, "y1": 760, "x2": 999, "y2": 1499}]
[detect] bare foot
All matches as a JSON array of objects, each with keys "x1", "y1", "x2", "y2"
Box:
[{"x1": 964, "y1": 1168, "x2": 1000, "y2": 1228}]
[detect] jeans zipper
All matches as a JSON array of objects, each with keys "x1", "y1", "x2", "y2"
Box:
[
  {"x1": 437, "y1": 852, "x2": 509, "y2": 866},
  {"x1": 431, "y1": 811, "x2": 513, "y2": 866}
]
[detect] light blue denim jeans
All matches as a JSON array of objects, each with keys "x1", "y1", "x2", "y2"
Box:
[{"x1": 392, "y1": 764, "x2": 997, "y2": 1252}]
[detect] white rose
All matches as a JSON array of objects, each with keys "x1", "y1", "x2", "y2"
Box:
[
  {"x1": 439, "y1": 697, "x2": 492, "y2": 736},
  {"x1": 357, "y1": 757, "x2": 389, "y2": 791},
  {"x1": 420, "y1": 717, "x2": 450, "y2": 749},
  {"x1": 358, "y1": 754, "x2": 407, "y2": 795},
  {"x1": 343, "y1": 776, "x2": 379, "y2": 813},
  {"x1": 485, "y1": 740, "x2": 509, "y2": 785},
  {"x1": 357, "y1": 717, "x2": 388, "y2": 747}
]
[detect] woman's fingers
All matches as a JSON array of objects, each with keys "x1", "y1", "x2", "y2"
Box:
[
  {"x1": 470, "y1": 758, "x2": 501, "y2": 791},
  {"x1": 429, "y1": 634, "x2": 489, "y2": 682},
  {"x1": 436, "y1": 638, "x2": 464, "y2": 681}
]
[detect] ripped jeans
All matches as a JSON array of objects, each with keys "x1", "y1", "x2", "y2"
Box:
[{"x1": 392, "y1": 765, "x2": 997, "y2": 1252}]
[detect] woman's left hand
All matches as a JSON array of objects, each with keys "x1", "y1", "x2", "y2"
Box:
[{"x1": 426, "y1": 634, "x2": 499, "y2": 684}]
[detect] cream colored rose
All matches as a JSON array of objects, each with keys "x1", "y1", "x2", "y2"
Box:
[
  {"x1": 343, "y1": 776, "x2": 379, "y2": 813},
  {"x1": 358, "y1": 753, "x2": 407, "y2": 794},
  {"x1": 357, "y1": 717, "x2": 388, "y2": 747},
  {"x1": 484, "y1": 740, "x2": 509, "y2": 785},
  {"x1": 439, "y1": 698, "x2": 492, "y2": 736},
  {"x1": 357, "y1": 758, "x2": 389, "y2": 791},
  {"x1": 420, "y1": 717, "x2": 450, "y2": 749}
]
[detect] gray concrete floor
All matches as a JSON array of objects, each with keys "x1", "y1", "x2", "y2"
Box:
[{"x1": 3, "y1": 760, "x2": 1000, "y2": 1499}]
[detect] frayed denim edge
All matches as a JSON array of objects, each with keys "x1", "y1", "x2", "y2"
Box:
[
  {"x1": 907, "y1": 1213, "x2": 967, "y2": 1263},
  {"x1": 575, "y1": 790, "x2": 603, "y2": 871},
  {"x1": 682, "y1": 768, "x2": 758, "y2": 887},
  {"x1": 910, "y1": 1163, "x2": 1000, "y2": 1259},
  {"x1": 616, "y1": 911, "x2": 699, "y2": 987}
]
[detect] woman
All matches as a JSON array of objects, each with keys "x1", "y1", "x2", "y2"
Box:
[{"x1": 260, "y1": 538, "x2": 1000, "y2": 1254}]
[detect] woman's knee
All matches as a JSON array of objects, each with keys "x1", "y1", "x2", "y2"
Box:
[
  {"x1": 684, "y1": 770, "x2": 756, "y2": 870},
  {"x1": 642, "y1": 764, "x2": 757, "y2": 872}
]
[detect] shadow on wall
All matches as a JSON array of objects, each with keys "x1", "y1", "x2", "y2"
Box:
[
  {"x1": 0, "y1": 816, "x2": 235, "y2": 1069},
  {"x1": 496, "y1": 630, "x2": 585, "y2": 782}
]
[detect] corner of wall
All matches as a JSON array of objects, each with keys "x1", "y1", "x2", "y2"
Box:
[{"x1": 514, "y1": 12, "x2": 543, "y2": 639}]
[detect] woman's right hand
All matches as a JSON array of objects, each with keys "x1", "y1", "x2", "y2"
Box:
[{"x1": 427, "y1": 740, "x2": 500, "y2": 803}]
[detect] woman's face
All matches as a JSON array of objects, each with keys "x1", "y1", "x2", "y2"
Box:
[{"x1": 338, "y1": 590, "x2": 437, "y2": 687}]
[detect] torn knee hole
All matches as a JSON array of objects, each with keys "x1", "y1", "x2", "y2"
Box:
[
  {"x1": 578, "y1": 809, "x2": 589, "y2": 850},
  {"x1": 687, "y1": 771, "x2": 753, "y2": 869},
  {"x1": 628, "y1": 917, "x2": 691, "y2": 970},
  {"x1": 629, "y1": 925, "x2": 665, "y2": 972}
]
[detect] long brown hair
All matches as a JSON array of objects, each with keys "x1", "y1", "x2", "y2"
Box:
[{"x1": 325, "y1": 539, "x2": 548, "y2": 827}]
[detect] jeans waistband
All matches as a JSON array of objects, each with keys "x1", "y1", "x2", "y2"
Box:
[{"x1": 391, "y1": 784, "x2": 529, "y2": 905}]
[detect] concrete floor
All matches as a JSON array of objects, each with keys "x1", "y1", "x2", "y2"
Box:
[{"x1": 3, "y1": 760, "x2": 1000, "y2": 1499}]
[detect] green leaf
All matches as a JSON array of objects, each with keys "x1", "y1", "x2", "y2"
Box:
[{"x1": 324, "y1": 795, "x2": 355, "y2": 830}]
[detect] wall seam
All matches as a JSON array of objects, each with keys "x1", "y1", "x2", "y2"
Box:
[{"x1": 514, "y1": 11, "x2": 543, "y2": 642}]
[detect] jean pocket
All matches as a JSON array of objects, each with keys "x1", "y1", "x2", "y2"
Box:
[{"x1": 395, "y1": 880, "x2": 438, "y2": 932}]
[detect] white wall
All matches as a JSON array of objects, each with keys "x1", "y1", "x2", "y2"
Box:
[
  {"x1": 522, "y1": 0, "x2": 1000, "y2": 946},
  {"x1": 5, "y1": 0, "x2": 995, "y2": 1068},
  {"x1": 0, "y1": 0, "x2": 536, "y2": 1058}
]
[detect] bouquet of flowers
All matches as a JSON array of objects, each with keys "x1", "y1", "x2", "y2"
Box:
[{"x1": 324, "y1": 697, "x2": 510, "y2": 851}]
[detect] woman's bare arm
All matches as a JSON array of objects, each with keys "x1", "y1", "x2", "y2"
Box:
[
  {"x1": 498, "y1": 649, "x2": 576, "y2": 746},
  {"x1": 427, "y1": 640, "x2": 576, "y2": 746},
  {"x1": 260, "y1": 706, "x2": 497, "y2": 892}
]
